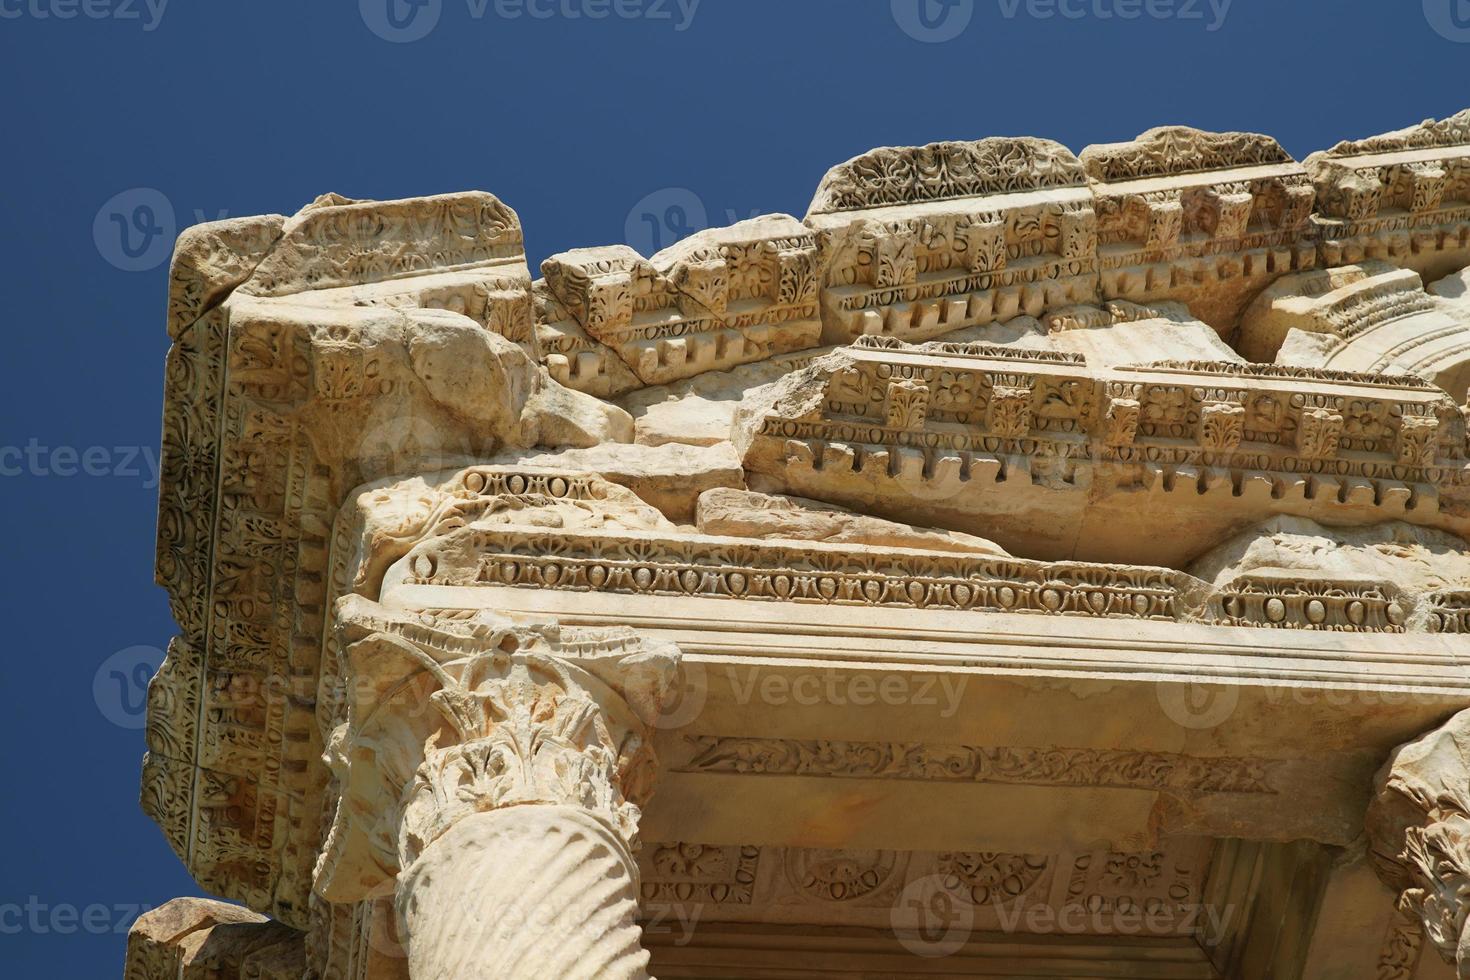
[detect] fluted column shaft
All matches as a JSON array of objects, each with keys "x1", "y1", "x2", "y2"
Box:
[{"x1": 397, "y1": 806, "x2": 650, "y2": 980}]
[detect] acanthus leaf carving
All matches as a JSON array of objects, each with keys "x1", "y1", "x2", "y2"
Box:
[{"x1": 1368, "y1": 708, "x2": 1470, "y2": 979}]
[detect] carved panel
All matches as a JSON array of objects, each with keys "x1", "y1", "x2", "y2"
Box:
[
  {"x1": 638, "y1": 838, "x2": 1213, "y2": 943},
  {"x1": 676, "y1": 736, "x2": 1278, "y2": 795}
]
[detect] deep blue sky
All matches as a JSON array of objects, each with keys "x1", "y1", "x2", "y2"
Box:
[{"x1": 0, "y1": 1, "x2": 1464, "y2": 974}]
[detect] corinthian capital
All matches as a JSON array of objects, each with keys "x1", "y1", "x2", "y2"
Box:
[
  {"x1": 316, "y1": 595, "x2": 680, "y2": 904},
  {"x1": 1367, "y1": 708, "x2": 1470, "y2": 978}
]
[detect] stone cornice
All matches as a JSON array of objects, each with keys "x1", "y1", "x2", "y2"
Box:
[
  {"x1": 745, "y1": 338, "x2": 1467, "y2": 481},
  {"x1": 734, "y1": 336, "x2": 1470, "y2": 565},
  {"x1": 807, "y1": 137, "x2": 1090, "y2": 216},
  {"x1": 144, "y1": 109, "x2": 1470, "y2": 936}
]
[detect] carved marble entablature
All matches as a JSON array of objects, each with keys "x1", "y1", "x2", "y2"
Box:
[
  {"x1": 140, "y1": 112, "x2": 1470, "y2": 970},
  {"x1": 392, "y1": 523, "x2": 1199, "y2": 622},
  {"x1": 767, "y1": 337, "x2": 1462, "y2": 476},
  {"x1": 1238, "y1": 261, "x2": 1470, "y2": 397},
  {"x1": 532, "y1": 280, "x2": 644, "y2": 399},
  {"x1": 808, "y1": 137, "x2": 1090, "y2": 216},
  {"x1": 654, "y1": 214, "x2": 821, "y2": 316},
  {"x1": 1080, "y1": 127, "x2": 1296, "y2": 184},
  {"x1": 359, "y1": 463, "x2": 1468, "y2": 638},
  {"x1": 1082, "y1": 128, "x2": 1316, "y2": 324},
  {"x1": 734, "y1": 338, "x2": 1470, "y2": 565},
  {"x1": 1367, "y1": 708, "x2": 1470, "y2": 979},
  {"x1": 238, "y1": 192, "x2": 526, "y2": 299},
  {"x1": 147, "y1": 192, "x2": 639, "y2": 927},
  {"x1": 806, "y1": 138, "x2": 1099, "y2": 346},
  {"x1": 1307, "y1": 110, "x2": 1470, "y2": 276},
  {"x1": 541, "y1": 217, "x2": 823, "y2": 388}
]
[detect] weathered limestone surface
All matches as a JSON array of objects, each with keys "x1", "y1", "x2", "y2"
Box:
[
  {"x1": 132, "y1": 110, "x2": 1470, "y2": 979},
  {"x1": 1369, "y1": 710, "x2": 1470, "y2": 979},
  {"x1": 316, "y1": 599, "x2": 678, "y2": 980},
  {"x1": 124, "y1": 898, "x2": 304, "y2": 979},
  {"x1": 1241, "y1": 262, "x2": 1470, "y2": 398},
  {"x1": 733, "y1": 337, "x2": 1468, "y2": 566},
  {"x1": 695, "y1": 487, "x2": 1009, "y2": 554},
  {"x1": 491, "y1": 440, "x2": 745, "y2": 523}
]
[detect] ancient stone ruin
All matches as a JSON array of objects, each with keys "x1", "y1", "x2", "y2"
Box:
[{"x1": 126, "y1": 111, "x2": 1470, "y2": 978}]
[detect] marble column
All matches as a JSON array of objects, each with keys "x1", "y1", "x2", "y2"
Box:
[{"x1": 316, "y1": 598, "x2": 679, "y2": 980}]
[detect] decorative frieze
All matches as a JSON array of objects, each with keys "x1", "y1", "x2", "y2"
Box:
[
  {"x1": 808, "y1": 138, "x2": 1091, "y2": 215},
  {"x1": 675, "y1": 736, "x2": 1278, "y2": 795},
  {"x1": 137, "y1": 110, "x2": 1470, "y2": 980},
  {"x1": 634, "y1": 837, "x2": 1216, "y2": 955},
  {"x1": 1083, "y1": 127, "x2": 1317, "y2": 327},
  {"x1": 641, "y1": 843, "x2": 762, "y2": 906},
  {"x1": 399, "y1": 524, "x2": 1194, "y2": 621},
  {"x1": 737, "y1": 339, "x2": 1469, "y2": 560},
  {"x1": 807, "y1": 138, "x2": 1099, "y2": 345},
  {"x1": 1428, "y1": 590, "x2": 1470, "y2": 633},
  {"x1": 1308, "y1": 110, "x2": 1470, "y2": 275},
  {"x1": 541, "y1": 215, "x2": 822, "y2": 388},
  {"x1": 378, "y1": 464, "x2": 1466, "y2": 637}
]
